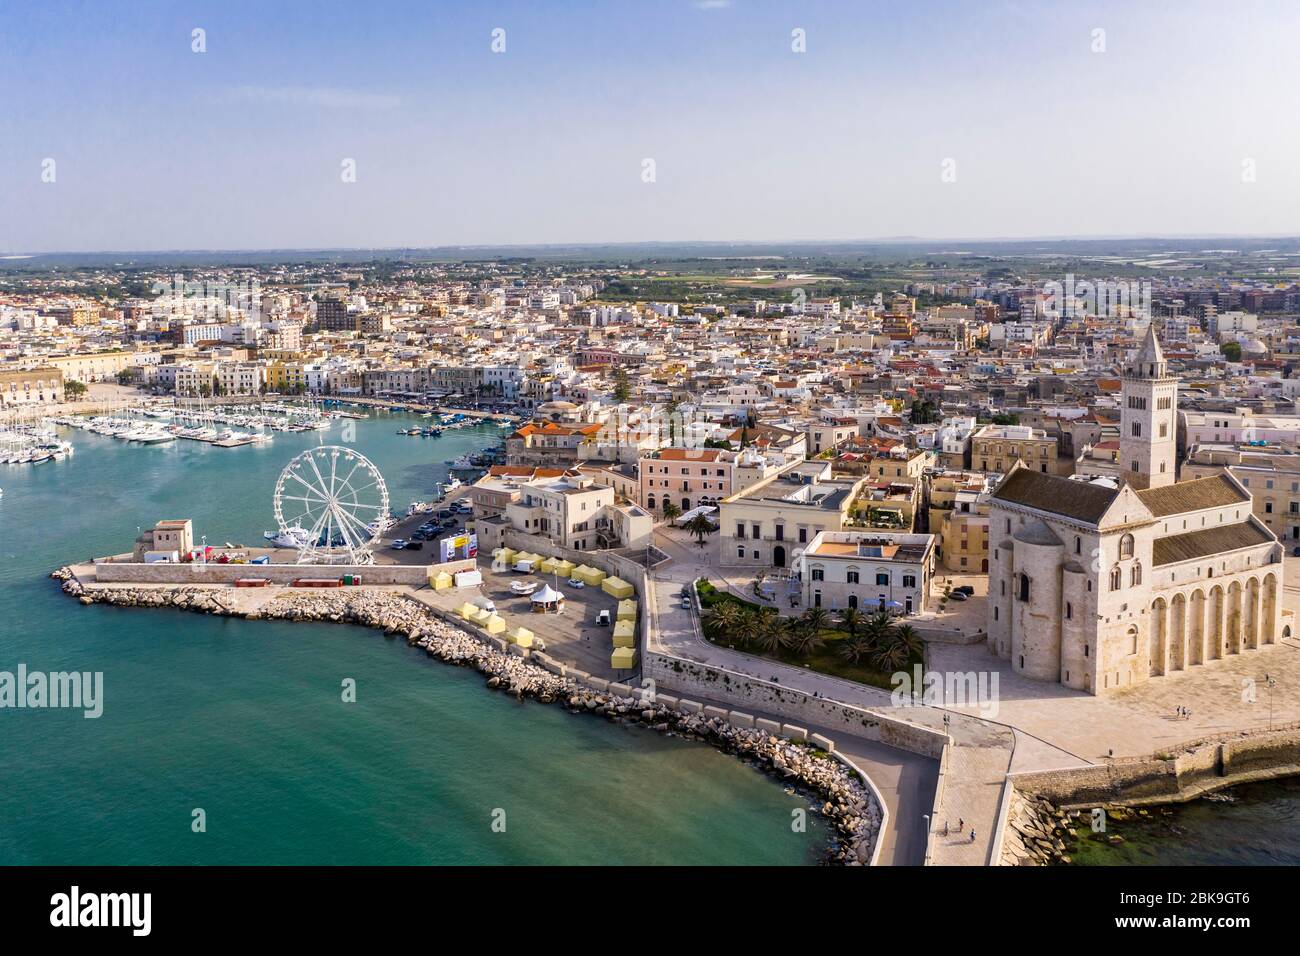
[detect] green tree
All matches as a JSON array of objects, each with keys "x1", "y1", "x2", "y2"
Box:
[
  {"x1": 871, "y1": 623, "x2": 922, "y2": 673},
  {"x1": 684, "y1": 512, "x2": 716, "y2": 547},
  {"x1": 750, "y1": 608, "x2": 787, "y2": 654},
  {"x1": 63, "y1": 379, "x2": 88, "y2": 400},
  {"x1": 838, "y1": 606, "x2": 861, "y2": 639},
  {"x1": 661, "y1": 500, "x2": 681, "y2": 524},
  {"x1": 1220, "y1": 341, "x2": 1242, "y2": 362},
  {"x1": 704, "y1": 601, "x2": 744, "y2": 642},
  {"x1": 612, "y1": 367, "x2": 632, "y2": 403}
]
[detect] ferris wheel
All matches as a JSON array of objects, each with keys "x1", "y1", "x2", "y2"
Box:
[{"x1": 272, "y1": 446, "x2": 389, "y2": 564}]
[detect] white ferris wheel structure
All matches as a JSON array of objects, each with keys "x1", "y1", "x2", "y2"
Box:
[{"x1": 272, "y1": 445, "x2": 389, "y2": 564}]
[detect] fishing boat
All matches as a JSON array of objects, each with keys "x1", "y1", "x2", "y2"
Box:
[{"x1": 264, "y1": 526, "x2": 311, "y2": 548}]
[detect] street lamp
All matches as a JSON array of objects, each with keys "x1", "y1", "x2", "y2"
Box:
[{"x1": 1266, "y1": 673, "x2": 1277, "y2": 730}]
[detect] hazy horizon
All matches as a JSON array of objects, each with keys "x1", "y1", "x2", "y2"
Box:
[{"x1": 4, "y1": 0, "x2": 1299, "y2": 253}]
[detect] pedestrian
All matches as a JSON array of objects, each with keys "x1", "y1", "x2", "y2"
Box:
[
  {"x1": 969, "y1": 829, "x2": 977, "y2": 843},
  {"x1": 943, "y1": 821, "x2": 950, "y2": 836},
  {"x1": 957, "y1": 817, "x2": 964, "y2": 832}
]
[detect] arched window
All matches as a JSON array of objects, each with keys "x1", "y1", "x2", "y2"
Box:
[
  {"x1": 1017, "y1": 573, "x2": 1030, "y2": 602},
  {"x1": 1119, "y1": 533, "x2": 1134, "y2": 560},
  {"x1": 1130, "y1": 563, "x2": 1142, "y2": 587},
  {"x1": 1110, "y1": 565, "x2": 1122, "y2": 591}
]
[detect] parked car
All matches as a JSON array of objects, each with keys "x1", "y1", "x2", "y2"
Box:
[
  {"x1": 390, "y1": 539, "x2": 408, "y2": 550},
  {"x1": 948, "y1": 591, "x2": 968, "y2": 601},
  {"x1": 954, "y1": 585, "x2": 975, "y2": 596},
  {"x1": 595, "y1": 609, "x2": 611, "y2": 626},
  {"x1": 567, "y1": 578, "x2": 586, "y2": 588},
  {"x1": 406, "y1": 541, "x2": 423, "y2": 551}
]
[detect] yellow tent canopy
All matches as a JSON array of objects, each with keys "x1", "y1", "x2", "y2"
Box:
[
  {"x1": 483, "y1": 613, "x2": 507, "y2": 635},
  {"x1": 430, "y1": 570, "x2": 454, "y2": 591},
  {"x1": 611, "y1": 647, "x2": 637, "y2": 669},
  {"x1": 601, "y1": 576, "x2": 634, "y2": 599},
  {"x1": 551, "y1": 558, "x2": 576, "y2": 577},
  {"x1": 616, "y1": 599, "x2": 638, "y2": 622},
  {"x1": 456, "y1": 602, "x2": 478, "y2": 619},
  {"x1": 574, "y1": 564, "x2": 606, "y2": 586},
  {"x1": 612, "y1": 619, "x2": 636, "y2": 647},
  {"x1": 506, "y1": 625, "x2": 535, "y2": 647}
]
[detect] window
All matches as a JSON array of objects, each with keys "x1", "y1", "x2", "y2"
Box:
[
  {"x1": 1075, "y1": 536, "x2": 1082, "y2": 555},
  {"x1": 902, "y1": 574, "x2": 916, "y2": 588},
  {"x1": 846, "y1": 570, "x2": 859, "y2": 584},
  {"x1": 735, "y1": 523, "x2": 745, "y2": 539},
  {"x1": 1017, "y1": 573, "x2": 1030, "y2": 601},
  {"x1": 1131, "y1": 422, "x2": 1141, "y2": 437},
  {"x1": 875, "y1": 572, "x2": 889, "y2": 586},
  {"x1": 1130, "y1": 563, "x2": 1142, "y2": 586},
  {"x1": 1119, "y1": 533, "x2": 1134, "y2": 559},
  {"x1": 1110, "y1": 565, "x2": 1122, "y2": 590},
  {"x1": 1066, "y1": 602, "x2": 1072, "y2": 620},
  {"x1": 810, "y1": 567, "x2": 824, "y2": 582},
  {"x1": 798, "y1": 528, "x2": 807, "y2": 543},
  {"x1": 737, "y1": 546, "x2": 745, "y2": 558},
  {"x1": 775, "y1": 524, "x2": 784, "y2": 541}
]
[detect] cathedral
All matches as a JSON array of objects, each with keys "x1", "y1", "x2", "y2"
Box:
[{"x1": 987, "y1": 327, "x2": 1286, "y2": 694}]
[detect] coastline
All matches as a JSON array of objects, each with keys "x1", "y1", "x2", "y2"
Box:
[{"x1": 51, "y1": 568, "x2": 883, "y2": 866}]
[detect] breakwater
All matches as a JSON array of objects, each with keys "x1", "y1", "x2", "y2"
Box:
[
  {"x1": 52, "y1": 570, "x2": 882, "y2": 865},
  {"x1": 999, "y1": 724, "x2": 1300, "y2": 864}
]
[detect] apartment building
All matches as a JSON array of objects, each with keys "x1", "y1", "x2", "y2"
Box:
[
  {"x1": 1183, "y1": 444, "x2": 1300, "y2": 543},
  {"x1": 971, "y1": 423, "x2": 1063, "y2": 475},
  {"x1": 499, "y1": 469, "x2": 651, "y2": 550},
  {"x1": 0, "y1": 367, "x2": 64, "y2": 406},
  {"x1": 928, "y1": 471, "x2": 993, "y2": 572},
  {"x1": 718, "y1": 464, "x2": 866, "y2": 569}
]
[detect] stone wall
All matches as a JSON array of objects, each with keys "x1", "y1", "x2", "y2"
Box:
[
  {"x1": 643, "y1": 651, "x2": 948, "y2": 759},
  {"x1": 1010, "y1": 723, "x2": 1300, "y2": 809},
  {"x1": 91, "y1": 558, "x2": 474, "y2": 587}
]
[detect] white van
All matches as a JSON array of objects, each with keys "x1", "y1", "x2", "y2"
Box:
[
  {"x1": 513, "y1": 558, "x2": 535, "y2": 573},
  {"x1": 595, "y1": 609, "x2": 611, "y2": 627}
]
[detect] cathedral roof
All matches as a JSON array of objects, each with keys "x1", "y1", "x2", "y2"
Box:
[
  {"x1": 1152, "y1": 520, "x2": 1275, "y2": 566},
  {"x1": 1135, "y1": 474, "x2": 1248, "y2": 517},
  {"x1": 1013, "y1": 519, "x2": 1062, "y2": 546},
  {"x1": 991, "y1": 468, "x2": 1118, "y2": 524}
]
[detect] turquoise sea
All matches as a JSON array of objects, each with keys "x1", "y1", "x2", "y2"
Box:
[{"x1": 0, "y1": 410, "x2": 824, "y2": 865}]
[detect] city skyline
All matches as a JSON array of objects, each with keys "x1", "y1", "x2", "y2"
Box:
[{"x1": 4, "y1": 0, "x2": 1300, "y2": 253}]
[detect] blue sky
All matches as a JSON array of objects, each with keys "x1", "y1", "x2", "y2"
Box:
[{"x1": 2, "y1": 0, "x2": 1298, "y2": 252}]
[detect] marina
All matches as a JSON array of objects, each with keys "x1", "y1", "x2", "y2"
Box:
[{"x1": 0, "y1": 410, "x2": 824, "y2": 866}]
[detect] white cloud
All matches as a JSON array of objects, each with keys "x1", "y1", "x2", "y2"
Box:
[{"x1": 694, "y1": 0, "x2": 733, "y2": 9}]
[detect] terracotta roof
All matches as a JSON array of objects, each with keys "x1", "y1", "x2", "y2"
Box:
[
  {"x1": 1135, "y1": 475, "x2": 1248, "y2": 517},
  {"x1": 992, "y1": 468, "x2": 1118, "y2": 524},
  {"x1": 1152, "y1": 521, "x2": 1274, "y2": 566}
]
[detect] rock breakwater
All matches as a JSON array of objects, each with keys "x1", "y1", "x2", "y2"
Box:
[{"x1": 53, "y1": 569, "x2": 882, "y2": 865}]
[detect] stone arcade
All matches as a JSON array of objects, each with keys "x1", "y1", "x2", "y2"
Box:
[{"x1": 986, "y1": 327, "x2": 1286, "y2": 694}]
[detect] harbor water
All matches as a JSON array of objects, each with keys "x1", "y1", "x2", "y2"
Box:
[{"x1": 0, "y1": 410, "x2": 825, "y2": 864}]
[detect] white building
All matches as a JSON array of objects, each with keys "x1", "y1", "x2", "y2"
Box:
[{"x1": 796, "y1": 530, "x2": 935, "y2": 616}]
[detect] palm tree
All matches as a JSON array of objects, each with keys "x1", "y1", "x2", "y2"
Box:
[
  {"x1": 862, "y1": 610, "x2": 895, "y2": 649},
  {"x1": 661, "y1": 501, "x2": 681, "y2": 524},
  {"x1": 871, "y1": 624, "x2": 922, "y2": 674},
  {"x1": 704, "y1": 601, "x2": 743, "y2": 642},
  {"x1": 838, "y1": 606, "x2": 861, "y2": 639},
  {"x1": 787, "y1": 622, "x2": 826, "y2": 658},
  {"x1": 751, "y1": 609, "x2": 787, "y2": 654},
  {"x1": 800, "y1": 607, "x2": 832, "y2": 636},
  {"x1": 839, "y1": 634, "x2": 874, "y2": 664},
  {"x1": 684, "y1": 512, "x2": 716, "y2": 548}
]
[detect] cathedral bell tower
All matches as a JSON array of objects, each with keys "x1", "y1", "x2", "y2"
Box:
[{"x1": 1119, "y1": 325, "x2": 1177, "y2": 489}]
